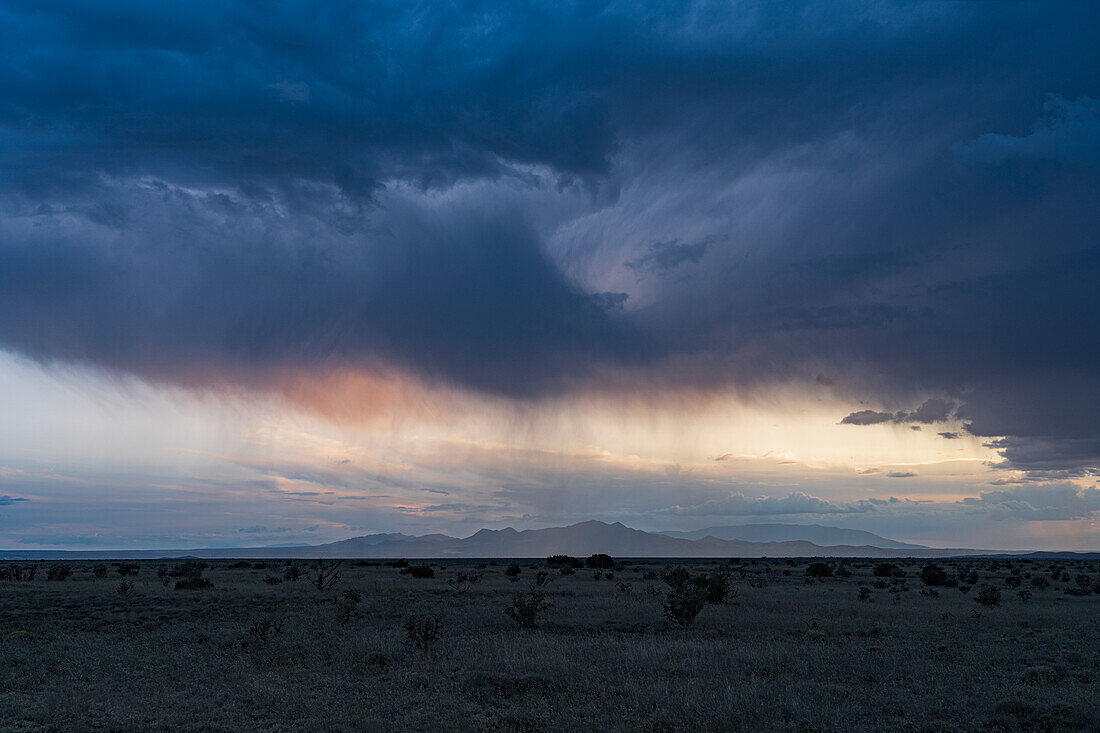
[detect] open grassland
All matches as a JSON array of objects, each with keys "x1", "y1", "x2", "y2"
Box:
[{"x1": 0, "y1": 556, "x2": 1097, "y2": 731}]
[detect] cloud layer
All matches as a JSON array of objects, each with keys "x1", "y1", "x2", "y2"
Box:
[{"x1": 0, "y1": 1, "x2": 1098, "y2": 474}]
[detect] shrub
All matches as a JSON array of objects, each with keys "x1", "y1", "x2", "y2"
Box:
[
  {"x1": 92, "y1": 564, "x2": 109, "y2": 579},
  {"x1": 303, "y1": 559, "x2": 342, "y2": 590},
  {"x1": 402, "y1": 614, "x2": 443, "y2": 652},
  {"x1": 617, "y1": 582, "x2": 632, "y2": 593},
  {"x1": 873, "y1": 563, "x2": 898, "y2": 577},
  {"x1": 115, "y1": 563, "x2": 139, "y2": 577},
  {"x1": 806, "y1": 562, "x2": 833, "y2": 578},
  {"x1": 703, "y1": 568, "x2": 734, "y2": 604},
  {"x1": 228, "y1": 561, "x2": 252, "y2": 569},
  {"x1": 46, "y1": 564, "x2": 73, "y2": 581},
  {"x1": 175, "y1": 577, "x2": 213, "y2": 590},
  {"x1": 662, "y1": 584, "x2": 708, "y2": 626},
  {"x1": 401, "y1": 564, "x2": 434, "y2": 579},
  {"x1": 504, "y1": 562, "x2": 522, "y2": 577},
  {"x1": 262, "y1": 575, "x2": 282, "y2": 585},
  {"x1": 585, "y1": 553, "x2": 616, "y2": 569},
  {"x1": 170, "y1": 560, "x2": 208, "y2": 578},
  {"x1": 446, "y1": 571, "x2": 481, "y2": 594},
  {"x1": 116, "y1": 579, "x2": 135, "y2": 597},
  {"x1": 546, "y1": 555, "x2": 582, "y2": 569},
  {"x1": 662, "y1": 567, "x2": 692, "y2": 589},
  {"x1": 975, "y1": 584, "x2": 1001, "y2": 608},
  {"x1": 920, "y1": 565, "x2": 948, "y2": 587},
  {"x1": 283, "y1": 560, "x2": 303, "y2": 581},
  {"x1": 1017, "y1": 589, "x2": 1033, "y2": 602},
  {"x1": 384, "y1": 558, "x2": 409, "y2": 568},
  {"x1": 530, "y1": 571, "x2": 554, "y2": 588},
  {"x1": 858, "y1": 586, "x2": 872, "y2": 602},
  {"x1": 504, "y1": 590, "x2": 551, "y2": 628},
  {"x1": 248, "y1": 617, "x2": 286, "y2": 646},
  {"x1": 334, "y1": 588, "x2": 362, "y2": 625}
]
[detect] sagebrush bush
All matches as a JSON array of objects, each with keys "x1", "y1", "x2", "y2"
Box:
[
  {"x1": 805, "y1": 562, "x2": 833, "y2": 578},
  {"x1": 585, "y1": 554, "x2": 615, "y2": 569},
  {"x1": 546, "y1": 555, "x2": 582, "y2": 569},
  {"x1": 504, "y1": 562, "x2": 522, "y2": 577},
  {"x1": 920, "y1": 565, "x2": 948, "y2": 587},
  {"x1": 46, "y1": 564, "x2": 72, "y2": 581},
  {"x1": 402, "y1": 564, "x2": 434, "y2": 579},
  {"x1": 175, "y1": 577, "x2": 213, "y2": 590},
  {"x1": 170, "y1": 561, "x2": 208, "y2": 578},
  {"x1": 975, "y1": 584, "x2": 1001, "y2": 608}
]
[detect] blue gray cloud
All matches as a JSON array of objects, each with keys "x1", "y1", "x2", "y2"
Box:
[{"x1": 0, "y1": 1, "x2": 1098, "y2": 471}]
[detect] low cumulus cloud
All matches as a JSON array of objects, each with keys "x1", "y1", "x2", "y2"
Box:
[
  {"x1": 661, "y1": 491, "x2": 880, "y2": 517},
  {"x1": 959, "y1": 483, "x2": 1100, "y2": 520}
]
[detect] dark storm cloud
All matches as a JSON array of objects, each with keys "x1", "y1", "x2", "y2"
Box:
[
  {"x1": 840, "y1": 410, "x2": 895, "y2": 426},
  {"x1": 625, "y1": 238, "x2": 711, "y2": 273},
  {"x1": 840, "y1": 399, "x2": 955, "y2": 427},
  {"x1": 1, "y1": 2, "x2": 1099, "y2": 468}
]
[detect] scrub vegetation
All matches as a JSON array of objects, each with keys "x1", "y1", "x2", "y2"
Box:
[{"x1": 0, "y1": 556, "x2": 1097, "y2": 731}]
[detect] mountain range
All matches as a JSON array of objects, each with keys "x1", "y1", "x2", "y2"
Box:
[
  {"x1": 660, "y1": 523, "x2": 926, "y2": 550},
  {"x1": 4, "y1": 520, "x2": 1094, "y2": 559}
]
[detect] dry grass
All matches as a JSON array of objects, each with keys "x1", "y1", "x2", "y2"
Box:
[{"x1": 0, "y1": 557, "x2": 1097, "y2": 731}]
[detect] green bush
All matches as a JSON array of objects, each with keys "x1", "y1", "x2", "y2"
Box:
[
  {"x1": 175, "y1": 577, "x2": 214, "y2": 590},
  {"x1": 806, "y1": 562, "x2": 833, "y2": 578},
  {"x1": 46, "y1": 564, "x2": 73, "y2": 581},
  {"x1": 402, "y1": 564, "x2": 434, "y2": 579},
  {"x1": 920, "y1": 565, "x2": 948, "y2": 587},
  {"x1": 546, "y1": 555, "x2": 582, "y2": 568},
  {"x1": 585, "y1": 553, "x2": 615, "y2": 569},
  {"x1": 975, "y1": 584, "x2": 1001, "y2": 608}
]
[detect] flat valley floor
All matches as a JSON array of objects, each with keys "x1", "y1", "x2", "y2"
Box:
[{"x1": 0, "y1": 557, "x2": 1097, "y2": 731}]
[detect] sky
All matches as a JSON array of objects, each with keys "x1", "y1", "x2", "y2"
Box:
[{"x1": 0, "y1": 1, "x2": 1098, "y2": 551}]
